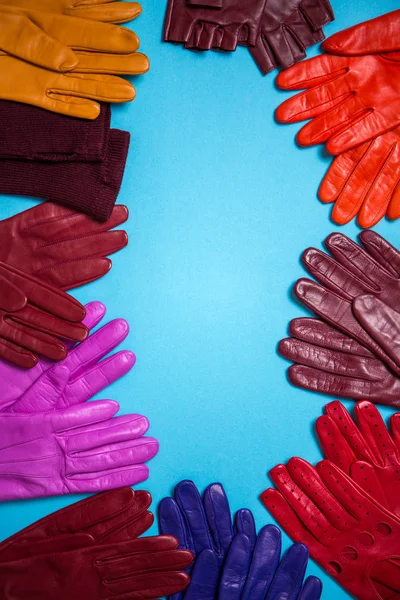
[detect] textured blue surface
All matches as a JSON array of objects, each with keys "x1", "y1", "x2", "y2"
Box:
[{"x1": 0, "y1": 0, "x2": 399, "y2": 597}]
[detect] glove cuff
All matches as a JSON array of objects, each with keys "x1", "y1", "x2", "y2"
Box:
[
  {"x1": 0, "y1": 129, "x2": 130, "y2": 221},
  {"x1": 0, "y1": 101, "x2": 111, "y2": 162}
]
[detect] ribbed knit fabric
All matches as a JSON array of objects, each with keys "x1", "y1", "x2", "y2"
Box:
[
  {"x1": 0, "y1": 100, "x2": 111, "y2": 162},
  {"x1": 0, "y1": 129, "x2": 130, "y2": 221}
]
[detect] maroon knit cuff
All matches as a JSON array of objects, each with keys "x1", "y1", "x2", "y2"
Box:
[
  {"x1": 0, "y1": 101, "x2": 111, "y2": 162},
  {"x1": 0, "y1": 129, "x2": 130, "y2": 221}
]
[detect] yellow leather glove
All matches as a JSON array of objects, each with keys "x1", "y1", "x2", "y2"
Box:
[
  {"x1": 0, "y1": 6, "x2": 150, "y2": 75},
  {"x1": 4, "y1": 0, "x2": 141, "y2": 23}
]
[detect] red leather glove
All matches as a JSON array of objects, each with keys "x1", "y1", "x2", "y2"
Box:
[
  {"x1": 164, "y1": 0, "x2": 267, "y2": 51},
  {"x1": 317, "y1": 401, "x2": 400, "y2": 517},
  {"x1": 279, "y1": 317, "x2": 400, "y2": 406},
  {"x1": 276, "y1": 50, "x2": 400, "y2": 154},
  {"x1": 296, "y1": 232, "x2": 400, "y2": 376},
  {"x1": 262, "y1": 458, "x2": 400, "y2": 599},
  {"x1": 318, "y1": 126, "x2": 400, "y2": 228},
  {"x1": 0, "y1": 487, "x2": 153, "y2": 562},
  {"x1": 249, "y1": 0, "x2": 334, "y2": 75},
  {"x1": 0, "y1": 536, "x2": 192, "y2": 599},
  {"x1": 0, "y1": 262, "x2": 87, "y2": 368},
  {"x1": 0, "y1": 202, "x2": 128, "y2": 290}
]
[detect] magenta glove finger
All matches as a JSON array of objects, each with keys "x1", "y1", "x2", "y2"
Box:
[
  {"x1": 0, "y1": 301, "x2": 105, "y2": 410},
  {"x1": 0, "y1": 401, "x2": 159, "y2": 500}
]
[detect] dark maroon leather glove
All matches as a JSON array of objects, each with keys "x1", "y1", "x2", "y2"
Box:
[
  {"x1": 0, "y1": 100, "x2": 111, "y2": 162},
  {"x1": 296, "y1": 231, "x2": 400, "y2": 376},
  {"x1": 0, "y1": 202, "x2": 128, "y2": 290},
  {"x1": 164, "y1": 0, "x2": 267, "y2": 51},
  {"x1": 249, "y1": 0, "x2": 334, "y2": 74}
]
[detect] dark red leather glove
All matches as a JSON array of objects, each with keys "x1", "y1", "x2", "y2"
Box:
[
  {"x1": 0, "y1": 536, "x2": 192, "y2": 599},
  {"x1": 0, "y1": 202, "x2": 128, "y2": 290},
  {"x1": 164, "y1": 0, "x2": 267, "y2": 51},
  {"x1": 0, "y1": 487, "x2": 153, "y2": 562},
  {"x1": 296, "y1": 232, "x2": 400, "y2": 376},
  {"x1": 317, "y1": 401, "x2": 400, "y2": 517},
  {"x1": 262, "y1": 458, "x2": 400, "y2": 600},
  {"x1": 279, "y1": 317, "x2": 400, "y2": 407},
  {"x1": 0, "y1": 262, "x2": 87, "y2": 368},
  {"x1": 249, "y1": 0, "x2": 334, "y2": 74}
]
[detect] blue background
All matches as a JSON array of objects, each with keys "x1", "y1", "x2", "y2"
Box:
[{"x1": 0, "y1": 0, "x2": 399, "y2": 597}]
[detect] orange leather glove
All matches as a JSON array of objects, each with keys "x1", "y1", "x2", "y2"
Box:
[
  {"x1": 5, "y1": 0, "x2": 142, "y2": 24},
  {"x1": 0, "y1": 6, "x2": 149, "y2": 75},
  {"x1": 319, "y1": 127, "x2": 400, "y2": 228}
]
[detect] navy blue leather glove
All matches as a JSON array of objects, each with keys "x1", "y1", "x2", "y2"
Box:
[{"x1": 158, "y1": 480, "x2": 256, "y2": 599}]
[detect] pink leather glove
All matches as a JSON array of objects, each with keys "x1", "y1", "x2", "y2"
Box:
[
  {"x1": 0, "y1": 301, "x2": 135, "y2": 412},
  {"x1": 0, "y1": 399, "x2": 159, "y2": 500}
]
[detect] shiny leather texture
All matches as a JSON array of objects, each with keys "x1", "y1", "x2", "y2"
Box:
[
  {"x1": 262, "y1": 458, "x2": 400, "y2": 599},
  {"x1": 0, "y1": 203, "x2": 128, "y2": 290},
  {"x1": 0, "y1": 487, "x2": 154, "y2": 561},
  {"x1": 6, "y1": 0, "x2": 143, "y2": 24},
  {"x1": 158, "y1": 480, "x2": 256, "y2": 600},
  {"x1": 0, "y1": 536, "x2": 193, "y2": 599},
  {"x1": 0, "y1": 262, "x2": 87, "y2": 368},
  {"x1": 0, "y1": 301, "x2": 135, "y2": 413},
  {"x1": 317, "y1": 401, "x2": 400, "y2": 517},
  {"x1": 319, "y1": 126, "x2": 400, "y2": 228},
  {"x1": 323, "y1": 9, "x2": 400, "y2": 56},
  {"x1": 164, "y1": 0, "x2": 267, "y2": 51},
  {"x1": 0, "y1": 6, "x2": 149, "y2": 75},
  {"x1": 276, "y1": 50, "x2": 400, "y2": 155},
  {"x1": 279, "y1": 317, "x2": 400, "y2": 406},
  {"x1": 296, "y1": 232, "x2": 400, "y2": 376},
  {"x1": 249, "y1": 0, "x2": 334, "y2": 75},
  {"x1": 0, "y1": 400, "x2": 159, "y2": 500}
]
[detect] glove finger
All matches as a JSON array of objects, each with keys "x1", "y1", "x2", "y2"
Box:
[
  {"x1": 326, "y1": 109, "x2": 397, "y2": 155},
  {"x1": 300, "y1": 0, "x2": 334, "y2": 29},
  {"x1": 319, "y1": 146, "x2": 367, "y2": 205},
  {"x1": 316, "y1": 408, "x2": 364, "y2": 472},
  {"x1": 387, "y1": 178, "x2": 400, "y2": 221},
  {"x1": 234, "y1": 509, "x2": 256, "y2": 545},
  {"x1": 9, "y1": 363, "x2": 70, "y2": 413},
  {"x1": 261, "y1": 488, "x2": 319, "y2": 549},
  {"x1": 350, "y1": 461, "x2": 388, "y2": 510},
  {"x1": 46, "y1": 229, "x2": 128, "y2": 263},
  {"x1": 11, "y1": 304, "x2": 87, "y2": 343},
  {"x1": 302, "y1": 248, "x2": 373, "y2": 299},
  {"x1": 266, "y1": 543, "x2": 308, "y2": 600},
  {"x1": 185, "y1": 20, "x2": 207, "y2": 49},
  {"x1": 67, "y1": 463, "x2": 149, "y2": 493},
  {"x1": 279, "y1": 337, "x2": 381, "y2": 378},
  {"x1": 354, "y1": 399, "x2": 399, "y2": 463},
  {"x1": 359, "y1": 230, "x2": 400, "y2": 278},
  {"x1": 203, "y1": 482, "x2": 234, "y2": 555},
  {"x1": 39, "y1": 258, "x2": 111, "y2": 290},
  {"x1": 65, "y1": 413, "x2": 150, "y2": 450},
  {"x1": 269, "y1": 462, "x2": 337, "y2": 539},
  {"x1": 241, "y1": 525, "x2": 281, "y2": 600},
  {"x1": 286, "y1": 457, "x2": 355, "y2": 525},
  {"x1": 276, "y1": 53, "x2": 347, "y2": 90},
  {"x1": 263, "y1": 28, "x2": 307, "y2": 71},
  {"x1": 219, "y1": 23, "x2": 242, "y2": 52},
  {"x1": 74, "y1": 51, "x2": 149, "y2": 75},
  {"x1": 287, "y1": 317, "x2": 373, "y2": 356},
  {"x1": 0, "y1": 12, "x2": 77, "y2": 72},
  {"x1": 50, "y1": 72, "x2": 135, "y2": 102},
  {"x1": 183, "y1": 549, "x2": 219, "y2": 600},
  {"x1": 27, "y1": 203, "x2": 128, "y2": 241},
  {"x1": 0, "y1": 334, "x2": 38, "y2": 368},
  {"x1": 66, "y1": 436, "x2": 159, "y2": 474},
  {"x1": 298, "y1": 576, "x2": 323, "y2": 600},
  {"x1": 325, "y1": 233, "x2": 390, "y2": 289},
  {"x1": 158, "y1": 496, "x2": 195, "y2": 554},
  {"x1": 198, "y1": 22, "x2": 220, "y2": 50},
  {"x1": 175, "y1": 480, "x2": 214, "y2": 554},
  {"x1": 66, "y1": 1, "x2": 142, "y2": 24},
  {"x1": 52, "y1": 398, "x2": 119, "y2": 432},
  {"x1": 0, "y1": 318, "x2": 68, "y2": 362},
  {"x1": 249, "y1": 38, "x2": 279, "y2": 75},
  {"x1": 218, "y1": 534, "x2": 252, "y2": 600},
  {"x1": 288, "y1": 364, "x2": 399, "y2": 405},
  {"x1": 64, "y1": 350, "x2": 136, "y2": 406}
]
